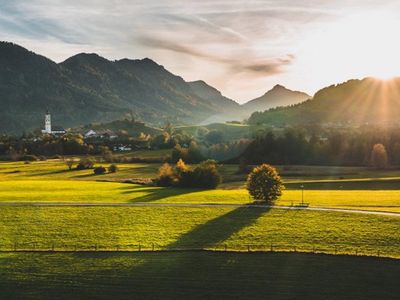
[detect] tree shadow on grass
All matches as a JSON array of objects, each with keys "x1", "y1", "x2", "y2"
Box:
[
  {"x1": 71, "y1": 173, "x2": 98, "y2": 178},
  {"x1": 119, "y1": 185, "x2": 201, "y2": 203},
  {"x1": 30, "y1": 169, "x2": 74, "y2": 176},
  {"x1": 167, "y1": 206, "x2": 270, "y2": 249}
]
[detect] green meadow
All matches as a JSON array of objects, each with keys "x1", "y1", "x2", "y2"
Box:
[
  {"x1": 0, "y1": 156, "x2": 400, "y2": 299},
  {"x1": 1, "y1": 206, "x2": 399, "y2": 257},
  {"x1": 1, "y1": 252, "x2": 399, "y2": 300},
  {"x1": 2, "y1": 160, "x2": 400, "y2": 212}
]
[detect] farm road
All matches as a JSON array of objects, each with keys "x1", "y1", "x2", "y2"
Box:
[{"x1": 0, "y1": 202, "x2": 399, "y2": 217}]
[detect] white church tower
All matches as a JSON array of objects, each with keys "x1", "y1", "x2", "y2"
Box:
[{"x1": 42, "y1": 110, "x2": 52, "y2": 134}]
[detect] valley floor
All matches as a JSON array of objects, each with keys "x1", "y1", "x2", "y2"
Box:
[
  {"x1": 0, "y1": 159, "x2": 399, "y2": 299},
  {"x1": 1, "y1": 252, "x2": 399, "y2": 300}
]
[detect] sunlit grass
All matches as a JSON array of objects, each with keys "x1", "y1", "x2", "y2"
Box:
[
  {"x1": 1, "y1": 180, "x2": 400, "y2": 212},
  {"x1": 0, "y1": 206, "x2": 399, "y2": 257}
]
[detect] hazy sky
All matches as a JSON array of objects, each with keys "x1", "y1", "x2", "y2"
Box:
[{"x1": 1, "y1": 0, "x2": 400, "y2": 102}]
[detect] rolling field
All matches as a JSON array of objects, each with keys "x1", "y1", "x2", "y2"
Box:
[
  {"x1": 1, "y1": 206, "x2": 399, "y2": 257},
  {"x1": 1, "y1": 159, "x2": 400, "y2": 298},
  {"x1": 2, "y1": 160, "x2": 400, "y2": 212},
  {"x1": 1, "y1": 180, "x2": 400, "y2": 213},
  {"x1": 0, "y1": 160, "x2": 160, "y2": 181},
  {"x1": 1, "y1": 252, "x2": 399, "y2": 300},
  {"x1": 176, "y1": 123, "x2": 269, "y2": 141}
]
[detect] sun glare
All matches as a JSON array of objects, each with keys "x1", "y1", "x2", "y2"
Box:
[{"x1": 297, "y1": 11, "x2": 400, "y2": 89}]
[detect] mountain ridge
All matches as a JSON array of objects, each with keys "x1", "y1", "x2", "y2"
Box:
[
  {"x1": 0, "y1": 42, "x2": 237, "y2": 133},
  {"x1": 0, "y1": 41, "x2": 312, "y2": 134},
  {"x1": 248, "y1": 77, "x2": 400, "y2": 126}
]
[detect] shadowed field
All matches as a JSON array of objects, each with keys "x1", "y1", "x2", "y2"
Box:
[{"x1": 1, "y1": 252, "x2": 399, "y2": 300}]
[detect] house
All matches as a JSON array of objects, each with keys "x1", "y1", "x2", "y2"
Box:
[
  {"x1": 113, "y1": 145, "x2": 132, "y2": 151},
  {"x1": 84, "y1": 129, "x2": 118, "y2": 139}
]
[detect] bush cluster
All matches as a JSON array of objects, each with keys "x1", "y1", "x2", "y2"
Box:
[
  {"x1": 108, "y1": 164, "x2": 118, "y2": 173},
  {"x1": 93, "y1": 166, "x2": 107, "y2": 175},
  {"x1": 76, "y1": 157, "x2": 95, "y2": 170},
  {"x1": 156, "y1": 159, "x2": 221, "y2": 189}
]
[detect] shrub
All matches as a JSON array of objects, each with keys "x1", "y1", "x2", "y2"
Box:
[
  {"x1": 174, "y1": 159, "x2": 201, "y2": 187},
  {"x1": 192, "y1": 160, "x2": 221, "y2": 189},
  {"x1": 93, "y1": 166, "x2": 106, "y2": 175},
  {"x1": 156, "y1": 163, "x2": 177, "y2": 186},
  {"x1": 156, "y1": 159, "x2": 221, "y2": 189},
  {"x1": 76, "y1": 157, "x2": 95, "y2": 170},
  {"x1": 370, "y1": 143, "x2": 388, "y2": 169},
  {"x1": 247, "y1": 164, "x2": 284, "y2": 203},
  {"x1": 108, "y1": 164, "x2": 118, "y2": 173}
]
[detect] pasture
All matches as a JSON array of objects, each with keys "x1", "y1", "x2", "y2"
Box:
[
  {"x1": 0, "y1": 159, "x2": 399, "y2": 255},
  {"x1": 1, "y1": 252, "x2": 399, "y2": 300},
  {"x1": 1, "y1": 206, "x2": 399, "y2": 257},
  {"x1": 1, "y1": 158, "x2": 400, "y2": 299}
]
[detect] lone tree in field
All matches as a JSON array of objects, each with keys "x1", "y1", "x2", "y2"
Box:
[
  {"x1": 65, "y1": 159, "x2": 75, "y2": 170},
  {"x1": 370, "y1": 143, "x2": 388, "y2": 169},
  {"x1": 246, "y1": 164, "x2": 283, "y2": 203}
]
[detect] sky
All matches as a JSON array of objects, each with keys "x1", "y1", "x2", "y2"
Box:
[{"x1": 1, "y1": 0, "x2": 400, "y2": 102}]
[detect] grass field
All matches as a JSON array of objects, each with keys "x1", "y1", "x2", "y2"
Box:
[
  {"x1": 1, "y1": 252, "x2": 399, "y2": 300},
  {"x1": 0, "y1": 160, "x2": 399, "y2": 255},
  {"x1": 1, "y1": 159, "x2": 399, "y2": 298},
  {"x1": 176, "y1": 123, "x2": 270, "y2": 141},
  {"x1": 1, "y1": 206, "x2": 399, "y2": 257},
  {"x1": 1, "y1": 180, "x2": 400, "y2": 212},
  {"x1": 0, "y1": 160, "x2": 160, "y2": 181}
]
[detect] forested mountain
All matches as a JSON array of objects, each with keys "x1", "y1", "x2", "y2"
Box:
[
  {"x1": 248, "y1": 78, "x2": 400, "y2": 126},
  {"x1": 243, "y1": 84, "x2": 310, "y2": 113},
  {"x1": 0, "y1": 42, "x2": 241, "y2": 134},
  {"x1": 188, "y1": 80, "x2": 241, "y2": 112}
]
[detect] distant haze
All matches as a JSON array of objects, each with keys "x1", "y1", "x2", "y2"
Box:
[{"x1": 1, "y1": 0, "x2": 400, "y2": 102}]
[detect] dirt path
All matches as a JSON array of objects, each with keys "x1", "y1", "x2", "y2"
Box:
[{"x1": 0, "y1": 201, "x2": 399, "y2": 217}]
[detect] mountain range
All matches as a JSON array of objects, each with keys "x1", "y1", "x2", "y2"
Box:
[
  {"x1": 0, "y1": 42, "x2": 310, "y2": 134},
  {"x1": 248, "y1": 77, "x2": 400, "y2": 126}
]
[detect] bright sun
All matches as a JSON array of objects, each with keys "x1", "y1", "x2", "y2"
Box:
[{"x1": 298, "y1": 11, "x2": 400, "y2": 86}]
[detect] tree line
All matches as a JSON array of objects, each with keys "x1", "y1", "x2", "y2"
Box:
[{"x1": 239, "y1": 126, "x2": 398, "y2": 168}]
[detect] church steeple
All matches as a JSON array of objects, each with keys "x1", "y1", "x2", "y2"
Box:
[{"x1": 44, "y1": 110, "x2": 51, "y2": 134}]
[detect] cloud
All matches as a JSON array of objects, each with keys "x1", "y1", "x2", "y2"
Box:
[
  {"x1": 138, "y1": 36, "x2": 294, "y2": 76},
  {"x1": 2, "y1": 0, "x2": 399, "y2": 101}
]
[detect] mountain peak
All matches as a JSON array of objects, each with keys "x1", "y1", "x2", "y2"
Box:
[
  {"x1": 243, "y1": 85, "x2": 310, "y2": 112},
  {"x1": 61, "y1": 52, "x2": 110, "y2": 65},
  {"x1": 272, "y1": 84, "x2": 286, "y2": 90}
]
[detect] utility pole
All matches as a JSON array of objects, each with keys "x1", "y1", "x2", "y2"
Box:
[{"x1": 300, "y1": 185, "x2": 304, "y2": 205}]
